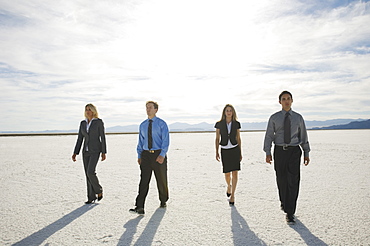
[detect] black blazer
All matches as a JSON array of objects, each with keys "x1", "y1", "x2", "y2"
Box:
[
  {"x1": 74, "y1": 118, "x2": 107, "y2": 155},
  {"x1": 215, "y1": 120, "x2": 241, "y2": 146}
]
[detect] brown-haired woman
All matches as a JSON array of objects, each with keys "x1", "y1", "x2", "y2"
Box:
[{"x1": 215, "y1": 104, "x2": 242, "y2": 205}]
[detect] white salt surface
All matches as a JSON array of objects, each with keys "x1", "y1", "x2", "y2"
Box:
[{"x1": 1, "y1": 130, "x2": 369, "y2": 245}]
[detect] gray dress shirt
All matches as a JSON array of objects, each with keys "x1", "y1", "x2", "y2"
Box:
[{"x1": 263, "y1": 109, "x2": 310, "y2": 157}]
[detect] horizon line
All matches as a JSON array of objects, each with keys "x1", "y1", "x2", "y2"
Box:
[{"x1": 2, "y1": 129, "x2": 369, "y2": 137}]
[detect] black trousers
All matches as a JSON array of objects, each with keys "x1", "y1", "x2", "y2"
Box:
[
  {"x1": 273, "y1": 146, "x2": 302, "y2": 215},
  {"x1": 135, "y1": 151, "x2": 169, "y2": 209},
  {"x1": 83, "y1": 152, "x2": 102, "y2": 201}
]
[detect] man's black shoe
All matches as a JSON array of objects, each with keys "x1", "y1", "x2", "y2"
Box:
[
  {"x1": 286, "y1": 214, "x2": 295, "y2": 225},
  {"x1": 129, "y1": 207, "x2": 145, "y2": 215},
  {"x1": 160, "y1": 202, "x2": 167, "y2": 208}
]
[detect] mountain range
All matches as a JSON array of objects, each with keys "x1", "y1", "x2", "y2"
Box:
[
  {"x1": 104, "y1": 119, "x2": 370, "y2": 133},
  {"x1": 1, "y1": 119, "x2": 369, "y2": 134},
  {"x1": 311, "y1": 119, "x2": 370, "y2": 130}
]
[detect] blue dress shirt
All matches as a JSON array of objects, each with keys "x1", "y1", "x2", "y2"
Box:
[{"x1": 137, "y1": 116, "x2": 170, "y2": 158}]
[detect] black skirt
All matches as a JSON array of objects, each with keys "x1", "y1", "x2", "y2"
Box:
[{"x1": 221, "y1": 146, "x2": 241, "y2": 173}]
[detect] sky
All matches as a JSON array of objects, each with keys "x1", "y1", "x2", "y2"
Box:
[{"x1": 1, "y1": 0, "x2": 370, "y2": 131}]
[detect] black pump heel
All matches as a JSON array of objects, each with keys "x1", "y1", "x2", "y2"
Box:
[{"x1": 229, "y1": 196, "x2": 235, "y2": 206}]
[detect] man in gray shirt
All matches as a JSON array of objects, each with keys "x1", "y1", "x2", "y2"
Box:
[{"x1": 263, "y1": 91, "x2": 310, "y2": 225}]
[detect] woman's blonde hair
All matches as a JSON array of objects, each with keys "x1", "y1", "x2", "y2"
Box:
[
  {"x1": 219, "y1": 104, "x2": 238, "y2": 121},
  {"x1": 85, "y1": 103, "x2": 99, "y2": 118}
]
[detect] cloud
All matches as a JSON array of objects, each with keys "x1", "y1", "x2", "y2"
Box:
[{"x1": 0, "y1": 0, "x2": 369, "y2": 131}]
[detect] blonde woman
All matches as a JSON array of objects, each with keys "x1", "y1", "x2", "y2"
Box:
[
  {"x1": 72, "y1": 104, "x2": 107, "y2": 204},
  {"x1": 215, "y1": 104, "x2": 242, "y2": 205}
]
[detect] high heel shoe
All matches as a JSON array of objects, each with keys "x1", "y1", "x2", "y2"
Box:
[
  {"x1": 97, "y1": 193, "x2": 103, "y2": 201},
  {"x1": 226, "y1": 185, "x2": 232, "y2": 197},
  {"x1": 229, "y1": 196, "x2": 235, "y2": 206}
]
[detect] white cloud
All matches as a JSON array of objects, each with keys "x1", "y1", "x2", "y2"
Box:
[{"x1": 1, "y1": 0, "x2": 370, "y2": 131}]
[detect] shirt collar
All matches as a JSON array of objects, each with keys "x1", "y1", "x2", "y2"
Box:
[
  {"x1": 85, "y1": 118, "x2": 97, "y2": 123},
  {"x1": 148, "y1": 116, "x2": 157, "y2": 122},
  {"x1": 281, "y1": 109, "x2": 292, "y2": 115}
]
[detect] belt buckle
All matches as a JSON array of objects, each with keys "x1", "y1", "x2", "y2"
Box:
[
  {"x1": 149, "y1": 150, "x2": 155, "y2": 153},
  {"x1": 283, "y1": 146, "x2": 288, "y2": 150}
]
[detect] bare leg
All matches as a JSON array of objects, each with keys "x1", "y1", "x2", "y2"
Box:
[
  {"x1": 230, "y1": 171, "x2": 238, "y2": 203},
  {"x1": 225, "y1": 172, "x2": 231, "y2": 195}
]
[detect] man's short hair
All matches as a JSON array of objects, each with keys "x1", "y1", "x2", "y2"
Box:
[
  {"x1": 146, "y1": 101, "x2": 159, "y2": 109},
  {"x1": 279, "y1": 91, "x2": 293, "y2": 101}
]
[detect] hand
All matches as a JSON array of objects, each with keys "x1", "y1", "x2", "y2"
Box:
[
  {"x1": 240, "y1": 155, "x2": 243, "y2": 161},
  {"x1": 156, "y1": 155, "x2": 165, "y2": 164},
  {"x1": 137, "y1": 158, "x2": 141, "y2": 165},
  {"x1": 266, "y1": 155, "x2": 272, "y2": 164},
  {"x1": 101, "y1": 153, "x2": 106, "y2": 161},
  {"x1": 72, "y1": 154, "x2": 77, "y2": 162},
  {"x1": 216, "y1": 152, "x2": 220, "y2": 162},
  {"x1": 304, "y1": 157, "x2": 310, "y2": 166}
]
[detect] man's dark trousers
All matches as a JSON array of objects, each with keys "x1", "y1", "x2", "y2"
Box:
[
  {"x1": 135, "y1": 150, "x2": 169, "y2": 209},
  {"x1": 273, "y1": 146, "x2": 302, "y2": 215}
]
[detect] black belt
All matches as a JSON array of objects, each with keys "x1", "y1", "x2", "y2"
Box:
[
  {"x1": 144, "y1": 150, "x2": 161, "y2": 154},
  {"x1": 276, "y1": 145, "x2": 298, "y2": 151}
]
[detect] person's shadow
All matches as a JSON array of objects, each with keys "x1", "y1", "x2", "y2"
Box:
[
  {"x1": 118, "y1": 216, "x2": 144, "y2": 245},
  {"x1": 12, "y1": 204, "x2": 96, "y2": 246},
  {"x1": 231, "y1": 206, "x2": 267, "y2": 246},
  {"x1": 118, "y1": 208, "x2": 165, "y2": 246},
  {"x1": 290, "y1": 218, "x2": 328, "y2": 246}
]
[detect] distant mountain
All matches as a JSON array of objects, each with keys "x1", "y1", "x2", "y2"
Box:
[
  {"x1": 312, "y1": 119, "x2": 370, "y2": 130},
  {"x1": 105, "y1": 118, "x2": 368, "y2": 132},
  {"x1": 106, "y1": 124, "x2": 138, "y2": 133},
  {"x1": 305, "y1": 119, "x2": 367, "y2": 128},
  {"x1": 169, "y1": 122, "x2": 214, "y2": 132},
  {"x1": 1, "y1": 119, "x2": 368, "y2": 134},
  {"x1": 105, "y1": 122, "x2": 215, "y2": 132}
]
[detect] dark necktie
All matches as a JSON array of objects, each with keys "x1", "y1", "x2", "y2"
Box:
[
  {"x1": 148, "y1": 119, "x2": 153, "y2": 149},
  {"x1": 284, "y1": 112, "x2": 291, "y2": 144}
]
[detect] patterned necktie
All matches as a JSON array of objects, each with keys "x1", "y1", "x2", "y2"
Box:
[
  {"x1": 148, "y1": 119, "x2": 153, "y2": 149},
  {"x1": 284, "y1": 112, "x2": 291, "y2": 144}
]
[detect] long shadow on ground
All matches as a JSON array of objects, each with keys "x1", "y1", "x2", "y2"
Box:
[
  {"x1": 13, "y1": 204, "x2": 96, "y2": 246},
  {"x1": 290, "y1": 218, "x2": 328, "y2": 246},
  {"x1": 118, "y1": 208, "x2": 165, "y2": 246},
  {"x1": 118, "y1": 215, "x2": 144, "y2": 245},
  {"x1": 231, "y1": 206, "x2": 267, "y2": 246}
]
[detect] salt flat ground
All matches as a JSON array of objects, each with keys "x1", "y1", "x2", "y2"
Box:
[{"x1": 0, "y1": 130, "x2": 369, "y2": 246}]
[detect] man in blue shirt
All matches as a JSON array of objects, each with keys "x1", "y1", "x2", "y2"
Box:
[
  {"x1": 263, "y1": 91, "x2": 310, "y2": 225},
  {"x1": 129, "y1": 101, "x2": 170, "y2": 215}
]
